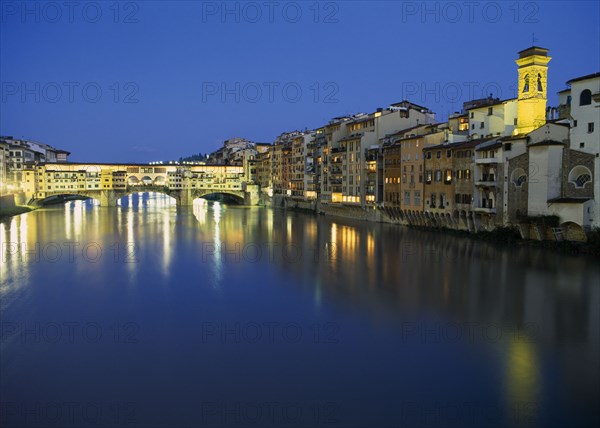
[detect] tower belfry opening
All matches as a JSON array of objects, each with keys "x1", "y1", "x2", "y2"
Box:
[{"x1": 515, "y1": 46, "x2": 551, "y2": 135}]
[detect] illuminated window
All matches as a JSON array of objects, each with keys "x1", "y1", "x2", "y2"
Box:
[{"x1": 444, "y1": 170, "x2": 452, "y2": 183}]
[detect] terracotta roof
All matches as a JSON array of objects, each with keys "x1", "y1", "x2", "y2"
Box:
[
  {"x1": 547, "y1": 197, "x2": 591, "y2": 204},
  {"x1": 566, "y1": 72, "x2": 600, "y2": 85},
  {"x1": 339, "y1": 133, "x2": 363, "y2": 142},
  {"x1": 475, "y1": 138, "x2": 503, "y2": 151},
  {"x1": 465, "y1": 98, "x2": 517, "y2": 110},
  {"x1": 528, "y1": 140, "x2": 565, "y2": 147}
]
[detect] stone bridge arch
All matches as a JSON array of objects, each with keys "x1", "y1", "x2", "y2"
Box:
[
  {"x1": 192, "y1": 189, "x2": 246, "y2": 204},
  {"x1": 30, "y1": 191, "x2": 101, "y2": 206}
]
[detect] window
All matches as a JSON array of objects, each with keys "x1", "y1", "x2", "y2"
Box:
[
  {"x1": 455, "y1": 194, "x2": 461, "y2": 203},
  {"x1": 537, "y1": 74, "x2": 543, "y2": 92},
  {"x1": 580, "y1": 89, "x2": 592, "y2": 106},
  {"x1": 436, "y1": 151, "x2": 441, "y2": 159},
  {"x1": 523, "y1": 74, "x2": 530, "y2": 93},
  {"x1": 514, "y1": 118, "x2": 518, "y2": 126},
  {"x1": 511, "y1": 168, "x2": 527, "y2": 187},
  {"x1": 573, "y1": 120, "x2": 578, "y2": 127},
  {"x1": 426, "y1": 152, "x2": 432, "y2": 159},
  {"x1": 425, "y1": 170, "x2": 432, "y2": 184},
  {"x1": 435, "y1": 170, "x2": 442, "y2": 182},
  {"x1": 471, "y1": 124, "x2": 475, "y2": 130},
  {"x1": 444, "y1": 169, "x2": 452, "y2": 184},
  {"x1": 465, "y1": 169, "x2": 471, "y2": 180},
  {"x1": 446, "y1": 150, "x2": 452, "y2": 158},
  {"x1": 439, "y1": 193, "x2": 446, "y2": 208},
  {"x1": 568, "y1": 165, "x2": 592, "y2": 188},
  {"x1": 504, "y1": 143, "x2": 512, "y2": 151},
  {"x1": 588, "y1": 123, "x2": 595, "y2": 133},
  {"x1": 404, "y1": 191, "x2": 410, "y2": 205},
  {"x1": 462, "y1": 194, "x2": 470, "y2": 204},
  {"x1": 470, "y1": 112, "x2": 474, "y2": 119},
  {"x1": 575, "y1": 174, "x2": 591, "y2": 187},
  {"x1": 580, "y1": 142, "x2": 585, "y2": 148},
  {"x1": 480, "y1": 122, "x2": 484, "y2": 129},
  {"x1": 430, "y1": 193, "x2": 436, "y2": 208},
  {"x1": 414, "y1": 191, "x2": 421, "y2": 206},
  {"x1": 488, "y1": 107, "x2": 493, "y2": 116}
]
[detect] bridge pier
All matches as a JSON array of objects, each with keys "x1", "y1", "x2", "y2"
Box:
[
  {"x1": 243, "y1": 184, "x2": 259, "y2": 205},
  {"x1": 99, "y1": 190, "x2": 120, "y2": 207},
  {"x1": 174, "y1": 189, "x2": 193, "y2": 207}
]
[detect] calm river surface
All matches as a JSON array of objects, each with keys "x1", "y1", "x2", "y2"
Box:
[{"x1": 1, "y1": 193, "x2": 599, "y2": 428}]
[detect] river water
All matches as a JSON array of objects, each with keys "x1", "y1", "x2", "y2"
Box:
[{"x1": 1, "y1": 193, "x2": 599, "y2": 427}]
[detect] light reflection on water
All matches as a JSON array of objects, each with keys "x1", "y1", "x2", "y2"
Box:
[{"x1": 0, "y1": 192, "x2": 598, "y2": 428}]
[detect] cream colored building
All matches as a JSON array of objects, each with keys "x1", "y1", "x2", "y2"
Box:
[
  {"x1": 556, "y1": 72, "x2": 600, "y2": 227},
  {"x1": 325, "y1": 101, "x2": 436, "y2": 206}
]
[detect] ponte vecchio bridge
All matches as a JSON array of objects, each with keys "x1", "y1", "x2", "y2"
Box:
[{"x1": 21, "y1": 162, "x2": 259, "y2": 206}]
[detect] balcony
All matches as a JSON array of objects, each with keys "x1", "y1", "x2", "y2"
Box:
[
  {"x1": 475, "y1": 174, "x2": 496, "y2": 187},
  {"x1": 475, "y1": 157, "x2": 498, "y2": 164},
  {"x1": 474, "y1": 199, "x2": 496, "y2": 214},
  {"x1": 474, "y1": 207, "x2": 497, "y2": 214}
]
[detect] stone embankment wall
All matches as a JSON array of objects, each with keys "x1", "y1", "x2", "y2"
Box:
[{"x1": 260, "y1": 195, "x2": 590, "y2": 243}]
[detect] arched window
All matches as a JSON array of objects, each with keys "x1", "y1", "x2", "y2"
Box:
[
  {"x1": 580, "y1": 89, "x2": 592, "y2": 106},
  {"x1": 568, "y1": 165, "x2": 592, "y2": 188},
  {"x1": 537, "y1": 74, "x2": 543, "y2": 91},
  {"x1": 523, "y1": 74, "x2": 530, "y2": 93},
  {"x1": 511, "y1": 168, "x2": 527, "y2": 187},
  {"x1": 576, "y1": 174, "x2": 591, "y2": 187}
]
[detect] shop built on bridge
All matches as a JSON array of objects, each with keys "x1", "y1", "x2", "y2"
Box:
[{"x1": 20, "y1": 162, "x2": 260, "y2": 206}]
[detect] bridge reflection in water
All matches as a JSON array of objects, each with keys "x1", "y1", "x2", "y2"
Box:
[{"x1": 0, "y1": 193, "x2": 598, "y2": 427}]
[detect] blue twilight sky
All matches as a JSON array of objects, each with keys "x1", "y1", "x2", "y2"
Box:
[{"x1": 1, "y1": 1, "x2": 599, "y2": 163}]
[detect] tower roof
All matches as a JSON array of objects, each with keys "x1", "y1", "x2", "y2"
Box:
[{"x1": 518, "y1": 46, "x2": 549, "y2": 58}]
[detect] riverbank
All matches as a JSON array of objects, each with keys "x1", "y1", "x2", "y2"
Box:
[{"x1": 270, "y1": 195, "x2": 600, "y2": 257}]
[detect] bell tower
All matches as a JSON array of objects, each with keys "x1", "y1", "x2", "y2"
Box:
[{"x1": 515, "y1": 46, "x2": 551, "y2": 135}]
